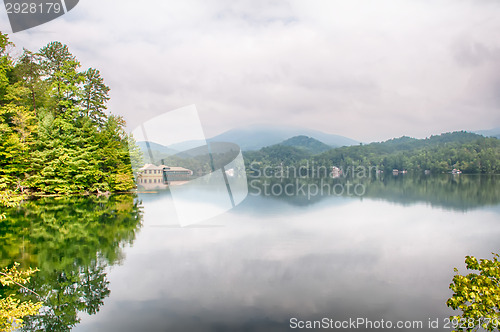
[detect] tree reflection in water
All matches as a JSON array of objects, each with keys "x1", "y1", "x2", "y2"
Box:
[
  {"x1": 247, "y1": 174, "x2": 500, "y2": 211},
  {"x1": 0, "y1": 194, "x2": 143, "y2": 332}
]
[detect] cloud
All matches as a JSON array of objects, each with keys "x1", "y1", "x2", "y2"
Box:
[{"x1": 4, "y1": 0, "x2": 500, "y2": 142}]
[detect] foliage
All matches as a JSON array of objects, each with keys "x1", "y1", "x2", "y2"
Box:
[
  {"x1": 447, "y1": 253, "x2": 500, "y2": 332},
  {"x1": 0, "y1": 194, "x2": 143, "y2": 331},
  {"x1": 280, "y1": 135, "x2": 332, "y2": 154},
  {"x1": 0, "y1": 263, "x2": 42, "y2": 332},
  {"x1": 244, "y1": 144, "x2": 311, "y2": 174},
  {"x1": 0, "y1": 31, "x2": 136, "y2": 197},
  {"x1": 128, "y1": 135, "x2": 144, "y2": 178},
  {"x1": 0, "y1": 31, "x2": 142, "y2": 332}
]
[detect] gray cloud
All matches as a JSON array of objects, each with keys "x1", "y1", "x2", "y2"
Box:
[{"x1": 2, "y1": 0, "x2": 500, "y2": 142}]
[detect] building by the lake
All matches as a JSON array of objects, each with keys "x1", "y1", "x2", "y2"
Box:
[
  {"x1": 331, "y1": 166, "x2": 341, "y2": 178},
  {"x1": 137, "y1": 164, "x2": 193, "y2": 189}
]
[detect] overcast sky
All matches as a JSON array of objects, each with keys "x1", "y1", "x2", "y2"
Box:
[{"x1": 1, "y1": 0, "x2": 500, "y2": 142}]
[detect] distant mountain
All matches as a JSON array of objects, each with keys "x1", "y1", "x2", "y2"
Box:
[
  {"x1": 139, "y1": 131, "x2": 488, "y2": 161},
  {"x1": 209, "y1": 125, "x2": 359, "y2": 151},
  {"x1": 137, "y1": 141, "x2": 179, "y2": 164},
  {"x1": 279, "y1": 135, "x2": 332, "y2": 154},
  {"x1": 474, "y1": 127, "x2": 500, "y2": 139},
  {"x1": 137, "y1": 141, "x2": 178, "y2": 156},
  {"x1": 137, "y1": 125, "x2": 358, "y2": 155},
  {"x1": 166, "y1": 140, "x2": 206, "y2": 152}
]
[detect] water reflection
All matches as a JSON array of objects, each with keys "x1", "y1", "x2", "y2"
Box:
[
  {"x1": 72, "y1": 191, "x2": 500, "y2": 332},
  {"x1": 247, "y1": 174, "x2": 500, "y2": 211},
  {"x1": 0, "y1": 194, "x2": 143, "y2": 331},
  {"x1": 1, "y1": 176, "x2": 499, "y2": 331}
]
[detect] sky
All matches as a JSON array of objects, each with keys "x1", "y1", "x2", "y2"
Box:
[{"x1": 1, "y1": 0, "x2": 500, "y2": 142}]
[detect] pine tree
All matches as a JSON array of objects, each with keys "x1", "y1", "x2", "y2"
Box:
[{"x1": 0, "y1": 32, "x2": 137, "y2": 197}]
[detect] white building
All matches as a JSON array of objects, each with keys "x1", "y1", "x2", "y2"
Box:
[{"x1": 136, "y1": 164, "x2": 193, "y2": 189}]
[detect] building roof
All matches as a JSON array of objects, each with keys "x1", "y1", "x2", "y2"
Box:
[
  {"x1": 139, "y1": 164, "x2": 167, "y2": 171},
  {"x1": 139, "y1": 164, "x2": 192, "y2": 172},
  {"x1": 165, "y1": 166, "x2": 192, "y2": 172}
]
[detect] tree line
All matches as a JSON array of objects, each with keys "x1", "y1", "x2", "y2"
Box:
[
  {"x1": 244, "y1": 131, "x2": 500, "y2": 175},
  {"x1": 0, "y1": 32, "x2": 136, "y2": 199}
]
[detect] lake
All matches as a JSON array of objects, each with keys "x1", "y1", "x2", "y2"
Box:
[{"x1": 1, "y1": 174, "x2": 499, "y2": 331}]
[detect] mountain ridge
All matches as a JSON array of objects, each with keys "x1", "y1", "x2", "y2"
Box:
[
  {"x1": 137, "y1": 129, "x2": 499, "y2": 163},
  {"x1": 207, "y1": 125, "x2": 359, "y2": 151},
  {"x1": 474, "y1": 127, "x2": 500, "y2": 139},
  {"x1": 138, "y1": 125, "x2": 359, "y2": 154},
  {"x1": 279, "y1": 135, "x2": 332, "y2": 154}
]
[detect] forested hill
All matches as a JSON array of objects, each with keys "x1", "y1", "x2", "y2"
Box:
[
  {"x1": 354, "y1": 131, "x2": 485, "y2": 154},
  {"x1": 280, "y1": 135, "x2": 332, "y2": 154},
  {"x1": 0, "y1": 32, "x2": 137, "y2": 201},
  {"x1": 244, "y1": 131, "x2": 500, "y2": 174},
  {"x1": 315, "y1": 131, "x2": 500, "y2": 173}
]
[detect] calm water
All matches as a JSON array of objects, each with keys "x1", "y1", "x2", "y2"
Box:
[{"x1": 1, "y1": 175, "x2": 499, "y2": 331}]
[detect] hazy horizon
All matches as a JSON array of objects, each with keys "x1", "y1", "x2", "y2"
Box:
[
  {"x1": 205, "y1": 123, "x2": 500, "y2": 142},
  {"x1": 136, "y1": 123, "x2": 499, "y2": 148}
]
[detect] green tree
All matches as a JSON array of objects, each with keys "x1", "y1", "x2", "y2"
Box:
[
  {"x1": 0, "y1": 32, "x2": 138, "y2": 195},
  {"x1": 0, "y1": 33, "x2": 37, "y2": 198},
  {"x1": 0, "y1": 33, "x2": 13, "y2": 99},
  {"x1": 82, "y1": 68, "x2": 110, "y2": 125},
  {"x1": 447, "y1": 253, "x2": 500, "y2": 332},
  {"x1": 14, "y1": 49, "x2": 48, "y2": 115},
  {"x1": 0, "y1": 263, "x2": 42, "y2": 332},
  {"x1": 38, "y1": 41, "x2": 83, "y2": 116}
]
